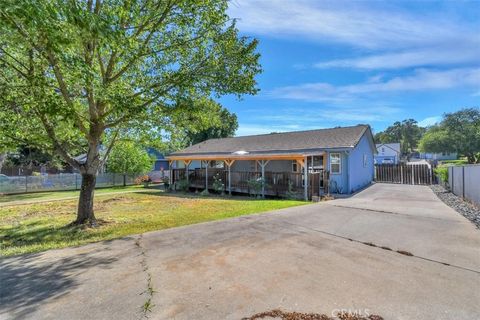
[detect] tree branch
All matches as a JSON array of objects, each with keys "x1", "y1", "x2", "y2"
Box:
[{"x1": 108, "y1": 0, "x2": 176, "y2": 83}]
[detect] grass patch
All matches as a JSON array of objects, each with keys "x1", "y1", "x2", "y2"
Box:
[{"x1": 0, "y1": 192, "x2": 305, "y2": 256}]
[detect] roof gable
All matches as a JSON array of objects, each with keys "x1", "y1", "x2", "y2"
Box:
[{"x1": 376, "y1": 143, "x2": 401, "y2": 153}]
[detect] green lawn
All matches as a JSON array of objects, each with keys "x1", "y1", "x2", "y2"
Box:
[
  {"x1": 0, "y1": 185, "x2": 147, "y2": 203},
  {"x1": 0, "y1": 191, "x2": 305, "y2": 256}
]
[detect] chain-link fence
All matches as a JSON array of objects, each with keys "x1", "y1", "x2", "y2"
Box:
[{"x1": 0, "y1": 173, "x2": 139, "y2": 195}]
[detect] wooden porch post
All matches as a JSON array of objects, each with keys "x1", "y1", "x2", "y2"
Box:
[
  {"x1": 184, "y1": 160, "x2": 191, "y2": 187},
  {"x1": 204, "y1": 160, "x2": 209, "y2": 191},
  {"x1": 168, "y1": 160, "x2": 173, "y2": 187},
  {"x1": 225, "y1": 160, "x2": 235, "y2": 196},
  {"x1": 257, "y1": 160, "x2": 269, "y2": 198},
  {"x1": 304, "y1": 156, "x2": 308, "y2": 201}
]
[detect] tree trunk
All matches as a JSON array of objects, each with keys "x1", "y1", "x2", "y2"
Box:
[
  {"x1": 75, "y1": 173, "x2": 97, "y2": 225},
  {"x1": 0, "y1": 153, "x2": 6, "y2": 173}
]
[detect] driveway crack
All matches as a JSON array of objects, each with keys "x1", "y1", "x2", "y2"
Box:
[
  {"x1": 135, "y1": 235, "x2": 155, "y2": 318},
  {"x1": 280, "y1": 220, "x2": 480, "y2": 275},
  {"x1": 328, "y1": 204, "x2": 463, "y2": 223}
]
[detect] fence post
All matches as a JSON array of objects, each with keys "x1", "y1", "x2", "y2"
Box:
[
  {"x1": 123, "y1": 174, "x2": 126, "y2": 186},
  {"x1": 411, "y1": 166, "x2": 415, "y2": 185},
  {"x1": 451, "y1": 167, "x2": 454, "y2": 192},
  {"x1": 75, "y1": 173, "x2": 78, "y2": 190},
  {"x1": 462, "y1": 166, "x2": 465, "y2": 199},
  {"x1": 25, "y1": 176, "x2": 28, "y2": 192}
]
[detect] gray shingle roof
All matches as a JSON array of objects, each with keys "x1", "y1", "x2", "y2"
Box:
[{"x1": 171, "y1": 125, "x2": 371, "y2": 157}]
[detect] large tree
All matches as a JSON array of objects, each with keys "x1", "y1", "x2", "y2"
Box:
[
  {"x1": 375, "y1": 119, "x2": 425, "y2": 155},
  {"x1": 419, "y1": 108, "x2": 480, "y2": 163},
  {"x1": 168, "y1": 97, "x2": 238, "y2": 147},
  {"x1": 0, "y1": 0, "x2": 261, "y2": 225}
]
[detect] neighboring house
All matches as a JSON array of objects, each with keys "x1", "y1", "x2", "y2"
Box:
[
  {"x1": 146, "y1": 148, "x2": 170, "y2": 171},
  {"x1": 168, "y1": 124, "x2": 375, "y2": 199},
  {"x1": 375, "y1": 143, "x2": 401, "y2": 164}
]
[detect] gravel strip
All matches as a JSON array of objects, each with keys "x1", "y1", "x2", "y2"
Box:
[{"x1": 430, "y1": 184, "x2": 480, "y2": 229}]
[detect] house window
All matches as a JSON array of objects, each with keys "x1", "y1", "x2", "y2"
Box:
[
  {"x1": 292, "y1": 160, "x2": 298, "y2": 172},
  {"x1": 330, "y1": 153, "x2": 341, "y2": 174},
  {"x1": 363, "y1": 154, "x2": 367, "y2": 167},
  {"x1": 382, "y1": 147, "x2": 385, "y2": 153}
]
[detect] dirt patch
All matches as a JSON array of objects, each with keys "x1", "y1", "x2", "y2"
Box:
[
  {"x1": 242, "y1": 309, "x2": 383, "y2": 320},
  {"x1": 101, "y1": 196, "x2": 128, "y2": 203}
]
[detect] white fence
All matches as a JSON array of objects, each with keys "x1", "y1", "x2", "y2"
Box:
[
  {"x1": 449, "y1": 165, "x2": 480, "y2": 207},
  {"x1": 0, "y1": 173, "x2": 140, "y2": 195}
]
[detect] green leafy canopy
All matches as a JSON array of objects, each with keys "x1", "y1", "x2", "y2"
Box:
[
  {"x1": 419, "y1": 108, "x2": 480, "y2": 163},
  {"x1": 106, "y1": 140, "x2": 154, "y2": 175},
  {"x1": 0, "y1": 0, "x2": 261, "y2": 175}
]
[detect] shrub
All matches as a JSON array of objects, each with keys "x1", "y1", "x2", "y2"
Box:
[
  {"x1": 434, "y1": 166, "x2": 449, "y2": 183},
  {"x1": 176, "y1": 179, "x2": 189, "y2": 192},
  {"x1": 135, "y1": 175, "x2": 151, "y2": 187},
  {"x1": 285, "y1": 181, "x2": 300, "y2": 200},
  {"x1": 247, "y1": 177, "x2": 267, "y2": 198},
  {"x1": 212, "y1": 173, "x2": 225, "y2": 195}
]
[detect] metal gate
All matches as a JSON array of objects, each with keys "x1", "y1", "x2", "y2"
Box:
[{"x1": 375, "y1": 164, "x2": 434, "y2": 185}]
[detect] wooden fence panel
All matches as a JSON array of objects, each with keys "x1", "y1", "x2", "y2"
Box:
[{"x1": 375, "y1": 164, "x2": 433, "y2": 185}]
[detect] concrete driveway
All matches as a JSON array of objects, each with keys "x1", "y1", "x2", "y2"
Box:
[{"x1": 1, "y1": 184, "x2": 479, "y2": 320}]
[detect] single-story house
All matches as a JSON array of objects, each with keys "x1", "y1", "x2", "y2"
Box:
[
  {"x1": 167, "y1": 124, "x2": 375, "y2": 200},
  {"x1": 375, "y1": 143, "x2": 401, "y2": 164}
]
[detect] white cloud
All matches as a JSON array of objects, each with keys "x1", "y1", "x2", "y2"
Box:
[
  {"x1": 418, "y1": 116, "x2": 441, "y2": 127},
  {"x1": 271, "y1": 68, "x2": 480, "y2": 102},
  {"x1": 229, "y1": 0, "x2": 479, "y2": 70},
  {"x1": 237, "y1": 105, "x2": 401, "y2": 136},
  {"x1": 315, "y1": 45, "x2": 480, "y2": 70},
  {"x1": 228, "y1": 0, "x2": 473, "y2": 50}
]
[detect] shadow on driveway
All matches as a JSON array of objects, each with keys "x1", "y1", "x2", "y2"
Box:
[{"x1": 0, "y1": 251, "x2": 117, "y2": 320}]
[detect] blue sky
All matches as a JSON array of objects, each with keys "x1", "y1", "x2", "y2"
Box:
[{"x1": 220, "y1": 0, "x2": 480, "y2": 136}]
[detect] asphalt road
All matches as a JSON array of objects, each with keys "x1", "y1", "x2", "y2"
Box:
[{"x1": 1, "y1": 183, "x2": 479, "y2": 320}]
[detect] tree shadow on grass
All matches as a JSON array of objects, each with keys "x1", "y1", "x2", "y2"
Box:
[
  {"x1": 0, "y1": 248, "x2": 118, "y2": 320},
  {"x1": 1, "y1": 222, "x2": 95, "y2": 254},
  {"x1": 140, "y1": 191, "x2": 266, "y2": 201}
]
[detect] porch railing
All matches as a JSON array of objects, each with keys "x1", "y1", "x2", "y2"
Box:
[{"x1": 172, "y1": 168, "x2": 328, "y2": 199}]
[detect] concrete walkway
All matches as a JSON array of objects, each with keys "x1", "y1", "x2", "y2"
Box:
[{"x1": 1, "y1": 184, "x2": 479, "y2": 320}]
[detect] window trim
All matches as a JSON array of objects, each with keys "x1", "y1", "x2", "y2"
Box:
[
  {"x1": 330, "y1": 153, "x2": 341, "y2": 174},
  {"x1": 363, "y1": 154, "x2": 367, "y2": 168},
  {"x1": 292, "y1": 160, "x2": 298, "y2": 172}
]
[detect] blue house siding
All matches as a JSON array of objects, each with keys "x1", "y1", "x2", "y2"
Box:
[
  {"x1": 348, "y1": 134, "x2": 375, "y2": 193},
  {"x1": 327, "y1": 151, "x2": 350, "y2": 194}
]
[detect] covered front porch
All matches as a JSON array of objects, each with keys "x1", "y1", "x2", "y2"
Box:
[{"x1": 168, "y1": 154, "x2": 330, "y2": 200}]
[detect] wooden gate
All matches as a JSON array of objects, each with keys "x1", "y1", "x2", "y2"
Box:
[{"x1": 375, "y1": 164, "x2": 434, "y2": 185}]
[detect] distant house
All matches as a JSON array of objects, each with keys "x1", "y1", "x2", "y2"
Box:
[
  {"x1": 146, "y1": 148, "x2": 170, "y2": 171},
  {"x1": 375, "y1": 143, "x2": 401, "y2": 164},
  {"x1": 168, "y1": 125, "x2": 376, "y2": 198}
]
